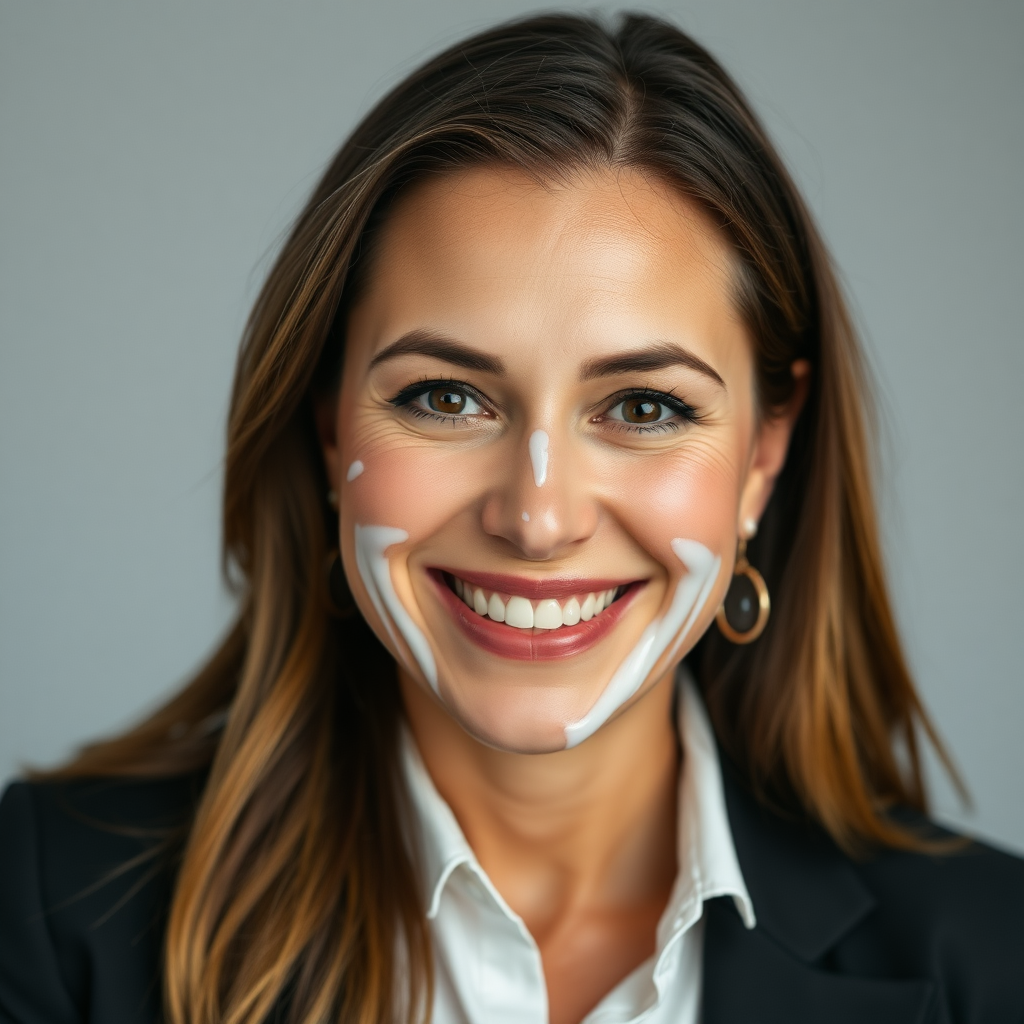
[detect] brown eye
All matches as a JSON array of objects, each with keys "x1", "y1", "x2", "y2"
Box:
[
  {"x1": 622, "y1": 399, "x2": 661, "y2": 423},
  {"x1": 428, "y1": 389, "x2": 467, "y2": 414},
  {"x1": 408, "y1": 386, "x2": 485, "y2": 418},
  {"x1": 604, "y1": 392, "x2": 689, "y2": 429}
]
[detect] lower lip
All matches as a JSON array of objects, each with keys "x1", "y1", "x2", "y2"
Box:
[{"x1": 430, "y1": 571, "x2": 645, "y2": 661}]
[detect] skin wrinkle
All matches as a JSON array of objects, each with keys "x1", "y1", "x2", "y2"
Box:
[
  {"x1": 318, "y1": 164, "x2": 807, "y2": 1024},
  {"x1": 327, "y1": 165, "x2": 787, "y2": 747}
]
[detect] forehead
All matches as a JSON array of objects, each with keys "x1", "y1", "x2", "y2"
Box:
[{"x1": 348, "y1": 164, "x2": 744, "y2": 366}]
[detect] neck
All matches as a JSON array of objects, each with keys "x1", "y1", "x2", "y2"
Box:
[{"x1": 399, "y1": 668, "x2": 680, "y2": 941}]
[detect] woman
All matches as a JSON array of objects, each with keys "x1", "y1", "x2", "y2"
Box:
[{"x1": 0, "y1": 12, "x2": 1020, "y2": 1024}]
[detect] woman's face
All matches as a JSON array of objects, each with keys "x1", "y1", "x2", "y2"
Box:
[{"x1": 323, "y1": 165, "x2": 799, "y2": 753}]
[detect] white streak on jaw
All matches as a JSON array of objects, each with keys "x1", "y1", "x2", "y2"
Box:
[
  {"x1": 528, "y1": 430, "x2": 549, "y2": 487},
  {"x1": 354, "y1": 524, "x2": 437, "y2": 692},
  {"x1": 563, "y1": 539, "x2": 720, "y2": 749},
  {"x1": 346, "y1": 460, "x2": 364, "y2": 481},
  {"x1": 662, "y1": 539, "x2": 724, "y2": 667}
]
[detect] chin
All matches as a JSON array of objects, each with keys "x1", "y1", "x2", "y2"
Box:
[{"x1": 438, "y1": 682, "x2": 587, "y2": 754}]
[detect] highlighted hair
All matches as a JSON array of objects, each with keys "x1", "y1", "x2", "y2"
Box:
[{"x1": 49, "y1": 13, "x2": 957, "y2": 1023}]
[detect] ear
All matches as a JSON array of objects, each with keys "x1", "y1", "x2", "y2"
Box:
[
  {"x1": 314, "y1": 393, "x2": 341, "y2": 493},
  {"x1": 737, "y1": 359, "x2": 811, "y2": 535}
]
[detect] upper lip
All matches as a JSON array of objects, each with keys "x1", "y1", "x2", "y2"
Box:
[{"x1": 432, "y1": 568, "x2": 641, "y2": 600}]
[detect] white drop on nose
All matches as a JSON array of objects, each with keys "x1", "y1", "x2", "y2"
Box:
[{"x1": 528, "y1": 430, "x2": 549, "y2": 487}]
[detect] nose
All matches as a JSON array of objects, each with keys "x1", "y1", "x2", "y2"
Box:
[{"x1": 480, "y1": 427, "x2": 599, "y2": 560}]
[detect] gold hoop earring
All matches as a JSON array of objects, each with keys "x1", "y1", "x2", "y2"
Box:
[{"x1": 716, "y1": 537, "x2": 770, "y2": 643}]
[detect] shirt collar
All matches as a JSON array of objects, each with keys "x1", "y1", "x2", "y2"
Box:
[
  {"x1": 666, "y1": 667, "x2": 756, "y2": 934},
  {"x1": 400, "y1": 726, "x2": 478, "y2": 920},
  {"x1": 400, "y1": 666, "x2": 756, "y2": 934}
]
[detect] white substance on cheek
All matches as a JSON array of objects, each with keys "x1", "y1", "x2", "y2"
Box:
[
  {"x1": 563, "y1": 538, "x2": 720, "y2": 748},
  {"x1": 353, "y1": 524, "x2": 438, "y2": 692},
  {"x1": 522, "y1": 512, "x2": 530, "y2": 522},
  {"x1": 528, "y1": 429, "x2": 549, "y2": 487},
  {"x1": 346, "y1": 460, "x2": 364, "y2": 481}
]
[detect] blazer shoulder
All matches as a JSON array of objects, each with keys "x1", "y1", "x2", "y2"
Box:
[
  {"x1": 0, "y1": 774, "x2": 205, "y2": 1024},
  {"x1": 859, "y1": 813, "x2": 1024, "y2": 927},
  {"x1": 844, "y1": 815, "x2": 1024, "y2": 1021}
]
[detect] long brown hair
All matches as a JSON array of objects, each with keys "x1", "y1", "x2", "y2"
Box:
[{"x1": 48, "y1": 12, "x2": 956, "y2": 1023}]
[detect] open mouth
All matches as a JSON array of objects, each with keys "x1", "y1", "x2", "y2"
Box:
[
  {"x1": 448, "y1": 573, "x2": 624, "y2": 629},
  {"x1": 430, "y1": 568, "x2": 644, "y2": 661}
]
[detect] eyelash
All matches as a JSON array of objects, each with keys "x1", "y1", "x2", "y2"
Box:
[
  {"x1": 596, "y1": 387, "x2": 700, "y2": 434},
  {"x1": 388, "y1": 380, "x2": 700, "y2": 433},
  {"x1": 389, "y1": 378, "x2": 493, "y2": 426}
]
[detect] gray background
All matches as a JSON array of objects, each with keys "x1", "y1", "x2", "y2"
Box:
[{"x1": 2, "y1": 0, "x2": 1021, "y2": 853}]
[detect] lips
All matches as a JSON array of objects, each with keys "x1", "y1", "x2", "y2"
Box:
[{"x1": 430, "y1": 569, "x2": 644, "y2": 661}]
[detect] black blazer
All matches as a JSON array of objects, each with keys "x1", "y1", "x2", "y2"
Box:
[{"x1": 1, "y1": 766, "x2": 1021, "y2": 1024}]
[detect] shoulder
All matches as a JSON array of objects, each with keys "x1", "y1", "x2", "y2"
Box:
[
  {"x1": 0, "y1": 774, "x2": 205, "y2": 1024},
  {"x1": 858, "y1": 811, "x2": 1024, "y2": 920},
  {"x1": 842, "y1": 814, "x2": 1024, "y2": 1018},
  {"x1": 719, "y1": 764, "x2": 1024, "y2": 1023}
]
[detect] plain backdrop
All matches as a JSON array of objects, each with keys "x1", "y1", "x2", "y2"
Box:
[{"x1": 1, "y1": 0, "x2": 1021, "y2": 853}]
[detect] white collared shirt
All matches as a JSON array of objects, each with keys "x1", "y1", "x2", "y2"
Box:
[{"x1": 400, "y1": 670, "x2": 756, "y2": 1024}]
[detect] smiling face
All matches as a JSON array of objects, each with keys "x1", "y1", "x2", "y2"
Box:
[{"x1": 320, "y1": 165, "x2": 801, "y2": 753}]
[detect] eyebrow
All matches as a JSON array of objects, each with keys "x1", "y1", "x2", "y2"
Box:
[
  {"x1": 579, "y1": 342, "x2": 726, "y2": 389},
  {"x1": 369, "y1": 330, "x2": 505, "y2": 374},
  {"x1": 370, "y1": 331, "x2": 725, "y2": 389}
]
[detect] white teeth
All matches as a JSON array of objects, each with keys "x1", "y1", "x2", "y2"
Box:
[
  {"x1": 505, "y1": 595, "x2": 534, "y2": 629},
  {"x1": 534, "y1": 599, "x2": 562, "y2": 630},
  {"x1": 487, "y1": 592, "x2": 506, "y2": 622},
  {"x1": 450, "y1": 576, "x2": 623, "y2": 630}
]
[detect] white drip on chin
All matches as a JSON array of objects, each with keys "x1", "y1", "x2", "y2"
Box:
[{"x1": 562, "y1": 538, "x2": 720, "y2": 748}]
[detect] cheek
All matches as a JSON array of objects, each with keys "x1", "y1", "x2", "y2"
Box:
[
  {"x1": 341, "y1": 438, "x2": 485, "y2": 542},
  {"x1": 336, "y1": 432, "x2": 488, "y2": 683},
  {"x1": 608, "y1": 442, "x2": 742, "y2": 565}
]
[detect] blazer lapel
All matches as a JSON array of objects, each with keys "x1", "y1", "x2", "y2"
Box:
[{"x1": 702, "y1": 761, "x2": 939, "y2": 1024}]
